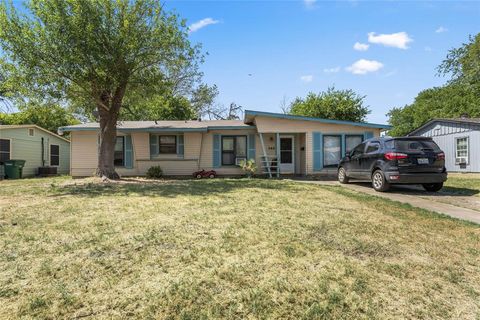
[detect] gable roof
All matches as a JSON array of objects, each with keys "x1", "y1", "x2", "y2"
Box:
[
  {"x1": 0, "y1": 124, "x2": 70, "y2": 143},
  {"x1": 408, "y1": 118, "x2": 480, "y2": 136},
  {"x1": 58, "y1": 119, "x2": 252, "y2": 134},
  {"x1": 243, "y1": 110, "x2": 392, "y2": 129}
]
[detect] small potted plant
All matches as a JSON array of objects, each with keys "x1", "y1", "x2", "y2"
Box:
[{"x1": 239, "y1": 159, "x2": 257, "y2": 178}]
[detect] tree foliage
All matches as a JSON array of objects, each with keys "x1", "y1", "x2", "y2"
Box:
[
  {"x1": 0, "y1": 0, "x2": 204, "y2": 178},
  {"x1": 288, "y1": 87, "x2": 370, "y2": 122},
  {"x1": 117, "y1": 83, "x2": 219, "y2": 121},
  {"x1": 387, "y1": 84, "x2": 480, "y2": 136},
  {"x1": 0, "y1": 103, "x2": 79, "y2": 134},
  {"x1": 438, "y1": 34, "x2": 480, "y2": 91},
  {"x1": 387, "y1": 33, "x2": 480, "y2": 137}
]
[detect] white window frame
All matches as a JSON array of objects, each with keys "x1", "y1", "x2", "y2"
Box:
[
  {"x1": 455, "y1": 136, "x2": 469, "y2": 164},
  {"x1": 49, "y1": 144, "x2": 60, "y2": 167},
  {"x1": 0, "y1": 138, "x2": 12, "y2": 162}
]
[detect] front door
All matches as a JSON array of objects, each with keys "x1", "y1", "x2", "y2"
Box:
[{"x1": 279, "y1": 136, "x2": 294, "y2": 173}]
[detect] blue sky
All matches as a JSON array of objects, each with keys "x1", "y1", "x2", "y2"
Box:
[{"x1": 167, "y1": 0, "x2": 480, "y2": 124}]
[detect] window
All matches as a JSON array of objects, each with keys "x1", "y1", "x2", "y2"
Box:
[
  {"x1": 159, "y1": 135, "x2": 177, "y2": 154},
  {"x1": 50, "y1": 145, "x2": 60, "y2": 166},
  {"x1": 345, "y1": 135, "x2": 363, "y2": 155},
  {"x1": 221, "y1": 136, "x2": 247, "y2": 165},
  {"x1": 28, "y1": 128, "x2": 34, "y2": 136},
  {"x1": 114, "y1": 136, "x2": 125, "y2": 167},
  {"x1": 351, "y1": 143, "x2": 366, "y2": 157},
  {"x1": 394, "y1": 139, "x2": 441, "y2": 152},
  {"x1": 456, "y1": 137, "x2": 469, "y2": 163},
  {"x1": 0, "y1": 139, "x2": 11, "y2": 163},
  {"x1": 323, "y1": 135, "x2": 342, "y2": 166},
  {"x1": 366, "y1": 141, "x2": 380, "y2": 154}
]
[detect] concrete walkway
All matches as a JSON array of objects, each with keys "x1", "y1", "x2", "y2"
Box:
[{"x1": 296, "y1": 180, "x2": 480, "y2": 225}]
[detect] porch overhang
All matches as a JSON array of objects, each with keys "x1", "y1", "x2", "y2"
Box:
[{"x1": 244, "y1": 110, "x2": 392, "y2": 130}]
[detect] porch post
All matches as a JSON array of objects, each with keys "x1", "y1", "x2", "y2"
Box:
[
  {"x1": 259, "y1": 133, "x2": 272, "y2": 178},
  {"x1": 276, "y1": 133, "x2": 280, "y2": 178}
]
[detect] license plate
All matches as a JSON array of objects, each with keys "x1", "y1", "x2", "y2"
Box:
[{"x1": 417, "y1": 158, "x2": 429, "y2": 164}]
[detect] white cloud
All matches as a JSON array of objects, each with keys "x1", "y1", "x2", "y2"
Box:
[
  {"x1": 188, "y1": 18, "x2": 219, "y2": 33},
  {"x1": 367, "y1": 32, "x2": 413, "y2": 49},
  {"x1": 346, "y1": 59, "x2": 384, "y2": 75},
  {"x1": 300, "y1": 75, "x2": 314, "y2": 83},
  {"x1": 304, "y1": 0, "x2": 317, "y2": 8},
  {"x1": 435, "y1": 26, "x2": 448, "y2": 33},
  {"x1": 323, "y1": 67, "x2": 341, "y2": 73},
  {"x1": 353, "y1": 42, "x2": 369, "y2": 51}
]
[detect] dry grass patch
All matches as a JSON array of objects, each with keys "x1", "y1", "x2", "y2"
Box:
[{"x1": 0, "y1": 177, "x2": 479, "y2": 319}]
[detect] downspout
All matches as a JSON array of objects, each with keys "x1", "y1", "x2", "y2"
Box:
[
  {"x1": 41, "y1": 137, "x2": 45, "y2": 167},
  {"x1": 198, "y1": 132, "x2": 204, "y2": 170}
]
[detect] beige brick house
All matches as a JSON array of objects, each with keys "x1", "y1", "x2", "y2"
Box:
[{"x1": 59, "y1": 110, "x2": 390, "y2": 177}]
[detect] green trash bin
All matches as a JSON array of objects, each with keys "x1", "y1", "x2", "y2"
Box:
[{"x1": 4, "y1": 160, "x2": 26, "y2": 179}]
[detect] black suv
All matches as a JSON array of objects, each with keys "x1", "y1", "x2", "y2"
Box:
[{"x1": 337, "y1": 137, "x2": 447, "y2": 192}]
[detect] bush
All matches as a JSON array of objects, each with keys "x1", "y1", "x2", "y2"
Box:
[
  {"x1": 146, "y1": 166, "x2": 163, "y2": 179},
  {"x1": 239, "y1": 159, "x2": 257, "y2": 178}
]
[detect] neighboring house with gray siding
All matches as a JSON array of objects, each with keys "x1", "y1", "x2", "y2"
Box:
[
  {"x1": 408, "y1": 118, "x2": 480, "y2": 173},
  {"x1": 0, "y1": 125, "x2": 70, "y2": 177}
]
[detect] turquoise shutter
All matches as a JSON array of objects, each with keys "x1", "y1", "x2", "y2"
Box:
[
  {"x1": 313, "y1": 132, "x2": 323, "y2": 171},
  {"x1": 213, "y1": 134, "x2": 221, "y2": 168},
  {"x1": 149, "y1": 134, "x2": 158, "y2": 158},
  {"x1": 341, "y1": 133, "x2": 346, "y2": 157},
  {"x1": 247, "y1": 134, "x2": 256, "y2": 161},
  {"x1": 177, "y1": 135, "x2": 184, "y2": 157},
  {"x1": 364, "y1": 131, "x2": 374, "y2": 140},
  {"x1": 124, "y1": 135, "x2": 133, "y2": 169}
]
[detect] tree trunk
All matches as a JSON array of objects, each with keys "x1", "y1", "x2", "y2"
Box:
[
  {"x1": 95, "y1": 87, "x2": 126, "y2": 180},
  {"x1": 96, "y1": 111, "x2": 120, "y2": 179}
]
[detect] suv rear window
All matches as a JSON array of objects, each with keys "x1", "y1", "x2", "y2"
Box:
[{"x1": 387, "y1": 139, "x2": 441, "y2": 152}]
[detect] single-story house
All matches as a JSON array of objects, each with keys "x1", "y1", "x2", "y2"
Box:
[
  {"x1": 0, "y1": 125, "x2": 70, "y2": 177},
  {"x1": 59, "y1": 110, "x2": 391, "y2": 177},
  {"x1": 408, "y1": 117, "x2": 480, "y2": 173}
]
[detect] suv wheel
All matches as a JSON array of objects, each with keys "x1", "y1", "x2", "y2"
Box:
[
  {"x1": 372, "y1": 170, "x2": 390, "y2": 192},
  {"x1": 338, "y1": 167, "x2": 349, "y2": 184},
  {"x1": 422, "y1": 182, "x2": 443, "y2": 192}
]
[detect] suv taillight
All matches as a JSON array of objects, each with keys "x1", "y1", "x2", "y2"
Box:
[
  {"x1": 384, "y1": 152, "x2": 408, "y2": 160},
  {"x1": 436, "y1": 152, "x2": 445, "y2": 160}
]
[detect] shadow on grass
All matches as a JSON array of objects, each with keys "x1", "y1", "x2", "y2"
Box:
[
  {"x1": 49, "y1": 178, "x2": 294, "y2": 198},
  {"x1": 347, "y1": 181, "x2": 479, "y2": 197}
]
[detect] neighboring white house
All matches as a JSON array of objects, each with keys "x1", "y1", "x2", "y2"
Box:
[{"x1": 408, "y1": 118, "x2": 480, "y2": 173}]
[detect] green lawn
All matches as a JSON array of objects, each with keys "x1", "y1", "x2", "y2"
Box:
[
  {"x1": 1, "y1": 177, "x2": 479, "y2": 319},
  {"x1": 444, "y1": 173, "x2": 480, "y2": 196}
]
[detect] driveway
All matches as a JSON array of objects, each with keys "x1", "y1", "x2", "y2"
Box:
[{"x1": 297, "y1": 179, "x2": 480, "y2": 225}]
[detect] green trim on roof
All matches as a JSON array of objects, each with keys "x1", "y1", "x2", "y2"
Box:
[
  {"x1": 244, "y1": 110, "x2": 392, "y2": 129},
  {"x1": 207, "y1": 126, "x2": 256, "y2": 130},
  {"x1": 58, "y1": 126, "x2": 208, "y2": 133},
  {"x1": 59, "y1": 125, "x2": 255, "y2": 134}
]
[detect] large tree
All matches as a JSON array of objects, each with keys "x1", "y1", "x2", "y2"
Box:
[
  {"x1": 0, "y1": 0, "x2": 203, "y2": 178},
  {"x1": 287, "y1": 87, "x2": 370, "y2": 122},
  {"x1": 387, "y1": 33, "x2": 480, "y2": 136},
  {"x1": 438, "y1": 33, "x2": 480, "y2": 92}
]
